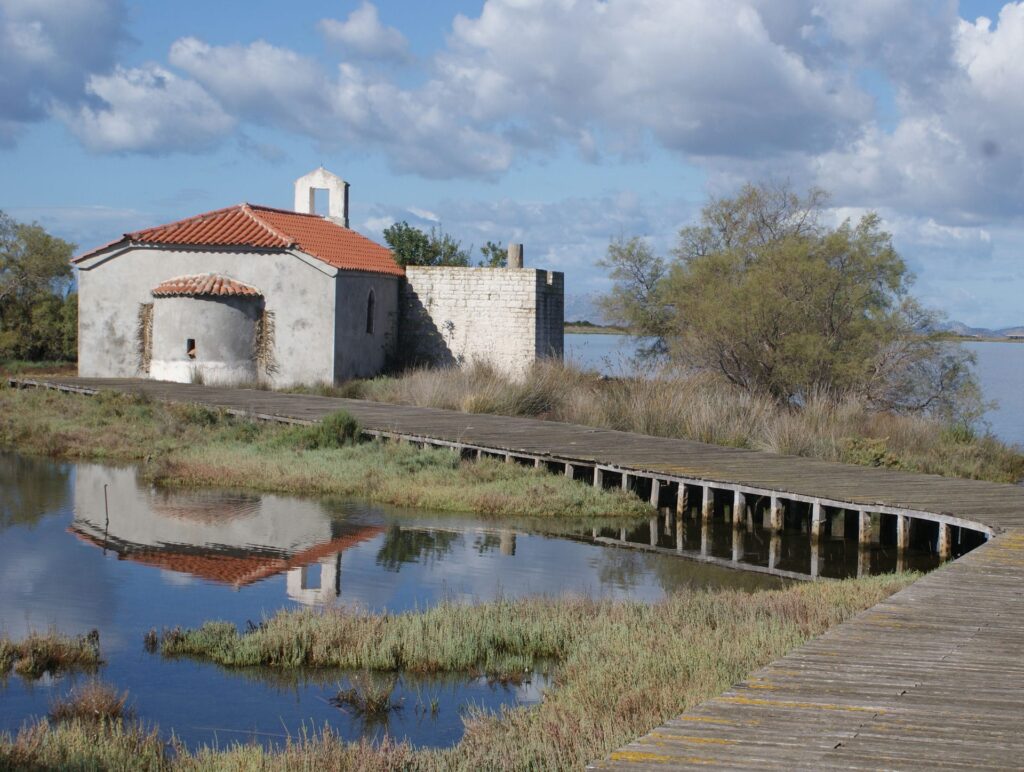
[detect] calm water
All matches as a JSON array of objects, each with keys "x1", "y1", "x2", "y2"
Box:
[
  {"x1": 566, "y1": 334, "x2": 1024, "y2": 447},
  {"x1": 0, "y1": 454, "x2": 780, "y2": 750}
]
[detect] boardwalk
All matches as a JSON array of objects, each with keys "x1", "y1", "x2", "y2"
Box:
[{"x1": 11, "y1": 376, "x2": 1024, "y2": 768}]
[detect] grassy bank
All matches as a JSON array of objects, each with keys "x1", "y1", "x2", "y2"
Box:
[
  {"x1": 319, "y1": 361, "x2": 1024, "y2": 483},
  {"x1": 1, "y1": 574, "x2": 912, "y2": 769},
  {"x1": 0, "y1": 386, "x2": 649, "y2": 519}
]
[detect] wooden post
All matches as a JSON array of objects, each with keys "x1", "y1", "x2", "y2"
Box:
[
  {"x1": 622, "y1": 473, "x2": 631, "y2": 492},
  {"x1": 769, "y1": 495, "x2": 784, "y2": 532},
  {"x1": 769, "y1": 532, "x2": 780, "y2": 570},
  {"x1": 811, "y1": 501, "x2": 824, "y2": 540},
  {"x1": 732, "y1": 527, "x2": 742, "y2": 562},
  {"x1": 505, "y1": 453, "x2": 513, "y2": 464},
  {"x1": 593, "y1": 467, "x2": 603, "y2": 488},
  {"x1": 810, "y1": 536, "x2": 820, "y2": 578},
  {"x1": 676, "y1": 513, "x2": 684, "y2": 552},
  {"x1": 663, "y1": 507, "x2": 672, "y2": 536},
  {"x1": 675, "y1": 484, "x2": 688, "y2": 517},
  {"x1": 857, "y1": 544, "x2": 870, "y2": 578},
  {"x1": 733, "y1": 490, "x2": 746, "y2": 527},
  {"x1": 649, "y1": 516, "x2": 659, "y2": 547},
  {"x1": 858, "y1": 510, "x2": 871, "y2": 546},
  {"x1": 938, "y1": 522, "x2": 952, "y2": 559},
  {"x1": 620, "y1": 527, "x2": 627, "y2": 542},
  {"x1": 591, "y1": 527, "x2": 599, "y2": 539},
  {"x1": 650, "y1": 478, "x2": 661, "y2": 507},
  {"x1": 701, "y1": 485, "x2": 713, "y2": 522},
  {"x1": 700, "y1": 517, "x2": 709, "y2": 556},
  {"x1": 476, "y1": 448, "x2": 484, "y2": 460},
  {"x1": 534, "y1": 457, "x2": 543, "y2": 469},
  {"x1": 897, "y1": 515, "x2": 910, "y2": 552},
  {"x1": 565, "y1": 462, "x2": 574, "y2": 478}
]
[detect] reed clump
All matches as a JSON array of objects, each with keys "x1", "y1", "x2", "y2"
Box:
[
  {"x1": 50, "y1": 681, "x2": 133, "y2": 724},
  {"x1": 330, "y1": 360, "x2": 1024, "y2": 483},
  {"x1": 2, "y1": 574, "x2": 912, "y2": 770},
  {"x1": 0, "y1": 630, "x2": 101, "y2": 681},
  {"x1": 0, "y1": 386, "x2": 649, "y2": 519}
]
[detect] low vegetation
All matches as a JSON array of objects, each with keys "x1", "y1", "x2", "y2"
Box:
[
  {"x1": 1, "y1": 575, "x2": 911, "y2": 769},
  {"x1": 307, "y1": 360, "x2": 1024, "y2": 483},
  {"x1": 50, "y1": 681, "x2": 133, "y2": 724},
  {"x1": 0, "y1": 385, "x2": 650, "y2": 518},
  {"x1": 0, "y1": 630, "x2": 101, "y2": 681}
]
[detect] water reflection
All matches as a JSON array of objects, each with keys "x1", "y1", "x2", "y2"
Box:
[{"x1": 0, "y1": 455, "x2": 783, "y2": 751}]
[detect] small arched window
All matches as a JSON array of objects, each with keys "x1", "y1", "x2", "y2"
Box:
[{"x1": 365, "y1": 289, "x2": 375, "y2": 334}]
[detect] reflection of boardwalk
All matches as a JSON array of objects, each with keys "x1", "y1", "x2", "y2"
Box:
[{"x1": 14, "y1": 376, "x2": 1024, "y2": 768}]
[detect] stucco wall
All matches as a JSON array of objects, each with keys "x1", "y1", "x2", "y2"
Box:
[
  {"x1": 77, "y1": 246, "x2": 337, "y2": 386},
  {"x1": 399, "y1": 267, "x2": 564, "y2": 376},
  {"x1": 150, "y1": 294, "x2": 261, "y2": 385},
  {"x1": 333, "y1": 272, "x2": 399, "y2": 381}
]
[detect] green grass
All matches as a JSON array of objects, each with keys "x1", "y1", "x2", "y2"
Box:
[
  {"x1": 0, "y1": 630, "x2": 102, "y2": 681},
  {"x1": 0, "y1": 386, "x2": 650, "y2": 519},
  {"x1": 0, "y1": 574, "x2": 913, "y2": 769}
]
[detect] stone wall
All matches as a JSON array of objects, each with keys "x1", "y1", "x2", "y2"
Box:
[{"x1": 399, "y1": 267, "x2": 564, "y2": 376}]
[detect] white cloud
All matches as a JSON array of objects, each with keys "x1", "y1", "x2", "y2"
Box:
[
  {"x1": 318, "y1": 2, "x2": 410, "y2": 62},
  {"x1": 61, "y1": 64, "x2": 234, "y2": 154},
  {"x1": 0, "y1": 0, "x2": 130, "y2": 138}
]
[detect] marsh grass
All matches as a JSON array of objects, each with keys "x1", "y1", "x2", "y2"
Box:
[
  {"x1": 0, "y1": 386, "x2": 649, "y2": 518},
  {"x1": 0, "y1": 630, "x2": 101, "y2": 681},
  {"x1": 50, "y1": 681, "x2": 133, "y2": 724},
  {"x1": 332, "y1": 673, "x2": 402, "y2": 718},
  {"x1": 330, "y1": 361, "x2": 1024, "y2": 483},
  {"x1": 2, "y1": 575, "x2": 913, "y2": 770}
]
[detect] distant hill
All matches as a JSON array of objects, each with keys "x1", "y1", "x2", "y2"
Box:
[{"x1": 938, "y1": 321, "x2": 1024, "y2": 339}]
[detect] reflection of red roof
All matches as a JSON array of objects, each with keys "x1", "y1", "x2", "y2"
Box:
[
  {"x1": 152, "y1": 273, "x2": 262, "y2": 299},
  {"x1": 74, "y1": 204, "x2": 404, "y2": 278},
  {"x1": 70, "y1": 526, "x2": 384, "y2": 589}
]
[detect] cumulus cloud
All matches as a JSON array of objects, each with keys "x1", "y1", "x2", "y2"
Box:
[
  {"x1": 61, "y1": 64, "x2": 234, "y2": 154},
  {"x1": 318, "y1": 2, "x2": 410, "y2": 62},
  {"x1": 0, "y1": 0, "x2": 130, "y2": 140}
]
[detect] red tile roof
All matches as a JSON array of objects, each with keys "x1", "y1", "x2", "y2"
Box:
[
  {"x1": 152, "y1": 273, "x2": 262, "y2": 298},
  {"x1": 75, "y1": 203, "x2": 404, "y2": 277}
]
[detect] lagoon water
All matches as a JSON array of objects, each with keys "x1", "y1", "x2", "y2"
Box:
[
  {"x1": 0, "y1": 453, "x2": 779, "y2": 750},
  {"x1": 566, "y1": 334, "x2": 1024, "y2": 448}
]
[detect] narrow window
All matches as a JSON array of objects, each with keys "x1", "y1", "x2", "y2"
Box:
[
  {"x1": 186, "y1": 338, "x2": 196, "y2": 359},
  {"x1": 365, "y1": 289, "x2": 375, "y2": 334}
]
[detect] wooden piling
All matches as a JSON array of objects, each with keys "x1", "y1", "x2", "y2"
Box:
[
  {"x1": 811, "y1": 501, "x2": 824, "y2": 539},
  {"x1": 938, "y1": 522, "x2": 952, "y2": 559},
  {"x1": 565, "y1": 462, "x2": 574, "y2": 478},
  {"x1": 769, "y1": 494, "x2": 784, "y2": 532},
  {"x1": 897, "y1": 514, "x2": 910, "y2": 551},
  {"x1": 768, "y1": 532, "x2": 780, "y2": 570},
  {"x1": 649, "y1": 515, "x2": 658, "y2": 547},
  {"x1": 650, "y1": 478, "x2": 661, "y2": 507},
  {"x1": 701, "y1": 485, "x2": 713, "y2": 522},
  {"x1": 675, "y1": 483, "x2": 688, "y2": 517},
  {"x1": 622, "y1": 473, "x2": 631, "y2": 492},
  {"x1": 593, "y1": 467, "x2": 603, "y2": 487},
  {"x1": 534, "y1": 457, "x2": 543, "y2": 469},
  {"x1": 733, "y1": 490, "x2": 746, "y2": 527},
  {"x1": 858, "y1": 510, "x2": 871, "y2": 545},
  {"x1": 732, "y1": 527, "x2": 742, "y2": 562}
]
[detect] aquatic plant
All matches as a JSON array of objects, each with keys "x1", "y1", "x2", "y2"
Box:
[
  {"x1": 50, "y1": 681, "x2": 132, "y2": 724},
  {"x1": 0, "y1": 630, "x2": 101, "y2": 681}
]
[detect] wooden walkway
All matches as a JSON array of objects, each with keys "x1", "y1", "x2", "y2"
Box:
[{"x1": 11, "y1": 377, "x2": 1024, "y2": 768}]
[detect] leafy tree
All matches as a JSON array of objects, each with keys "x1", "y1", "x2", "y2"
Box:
[
  {"x1": 382, "y1": 220, "x2": 470, "y2": 267},
  {"x1": 600, "y1": 184, "x2": 980, "y2": 420},
  {"x1": 479, "y1": 240, "x2": 506, "y2": 267},
  {"x1": 0, "y1": 211, "x2": 76, "y2": 362}
]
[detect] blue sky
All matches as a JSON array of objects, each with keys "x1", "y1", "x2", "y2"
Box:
[{"x1": 1, "y1": 0, "x2": 1022, "y2": 326}]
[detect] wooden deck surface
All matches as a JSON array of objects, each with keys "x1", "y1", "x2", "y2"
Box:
[{"x1": 12, "y1": 376, "x2": 1024, "y2": 768}]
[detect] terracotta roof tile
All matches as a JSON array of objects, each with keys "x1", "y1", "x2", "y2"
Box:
[
  {"x1": 152, "y1": 273, "x2": 263, "y2": 298},
  {"x1": 75, "y1": 203, "x2": 404, "y2": 277}
]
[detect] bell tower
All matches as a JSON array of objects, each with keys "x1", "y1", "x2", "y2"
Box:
[{"x1": 293, "y1": 167, "x2": 349, "y2": 228}]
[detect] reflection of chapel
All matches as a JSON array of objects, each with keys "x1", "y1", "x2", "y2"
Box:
[{"x1": 74, "y1": 168, "x2": 564, "y2": 385}]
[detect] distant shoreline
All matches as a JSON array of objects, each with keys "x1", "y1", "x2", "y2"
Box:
[{"x1": 564, "y1": 323, "x2": 633, "y2": 335}]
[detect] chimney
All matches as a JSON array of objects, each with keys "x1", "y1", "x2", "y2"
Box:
[
  {"x1": 507, "y1": 243, "x2": 524, "y2": 269},
  {"x1": 293, "y1": 167, "x2": 350, "y2": 228}
]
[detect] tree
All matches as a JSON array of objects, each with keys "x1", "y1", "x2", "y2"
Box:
[
  {"x1": 0, "y1": 211, "x2": 76, "y2": 362},
  {"x1": 382, "y1": 220, "x2": 470, "y2": 267},
  {"x1": 479, "y1": 240, "x2": 506, "y2": 267},
  {"x1": 600, "y1": 184, "x2": 980, "y2": 420}
]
